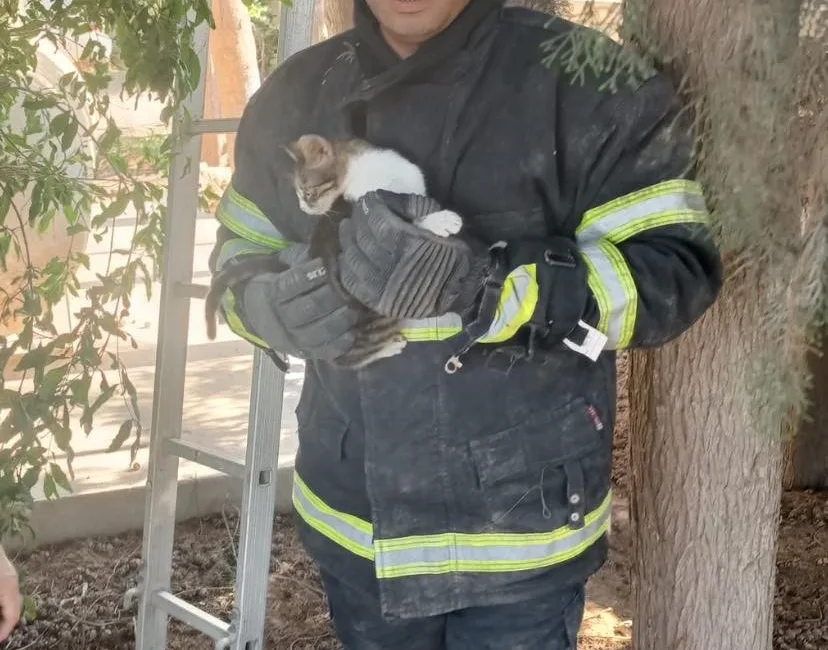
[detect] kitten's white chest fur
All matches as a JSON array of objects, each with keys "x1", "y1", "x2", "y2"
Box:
[
  {"x1": 342, "y1": 148, "x2": 427, "y2": 199},
  {"x1": 341, "y1": 148, "x2": 462, "y2": 237}
]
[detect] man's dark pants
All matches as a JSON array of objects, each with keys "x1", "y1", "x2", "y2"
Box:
[{"x1": 318, "y1": 569, "x2": 586, "y2": 650}]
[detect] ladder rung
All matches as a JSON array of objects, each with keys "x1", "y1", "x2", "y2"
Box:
[
  {"x1": 166, "y1": 438, "x2": 246, "y2": 479},
  {"x1": 190, "y1": 118, "x2": 241, "y2": 135},
  {"x1": 175, "y1": 282, "x2": 209, "y2": 299},
  {"x1": 152, "y1": 590, "x2": 231, "y2": 642}
]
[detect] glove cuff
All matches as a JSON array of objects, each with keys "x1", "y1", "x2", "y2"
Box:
[
  {"x1": 447, "y1": 235, "x2": 496, "y2": 315},
  {"x1": 240, "y1": 276, "x2": 303, "y2": 357}
]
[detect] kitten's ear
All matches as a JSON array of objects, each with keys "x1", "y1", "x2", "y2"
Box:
[{"x1": 295, "y1": 134, "x2": 334, "y2": 169}]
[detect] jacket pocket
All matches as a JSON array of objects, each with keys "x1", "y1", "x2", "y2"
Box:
[{"x1": 468, "y1": 397, "x2": 608, "y2": 530}]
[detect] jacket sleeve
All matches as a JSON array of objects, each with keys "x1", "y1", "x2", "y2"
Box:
[
  {"x1": 207, "y1": 62, "x2": 314, "y2": 345},
  {"x1": 477, "y1": 71, "x2": 722, "y2": 357}
]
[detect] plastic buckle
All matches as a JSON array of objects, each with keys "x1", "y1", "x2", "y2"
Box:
[
  {"x1": 443, "y1": 245, "x2": 509, "y2": 375},
  {"x1": 562, "y1": 320, "x2": 608, "y2": 362},
  {"x1": 445, "y1": 355, "x2": 463, "y2": 374}
]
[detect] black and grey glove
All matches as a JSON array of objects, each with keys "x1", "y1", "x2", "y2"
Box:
[
  {"x1": 337, "y1": 191, "x2": 492, "y2": 320},
  {"x1": 241, "y1": 245, "x2": 360, "y2": 361}
]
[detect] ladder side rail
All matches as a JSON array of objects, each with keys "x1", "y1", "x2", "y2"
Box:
[
  {"x1": 229, "y1": 352, "x2": 285, "y2": 649},
  {"x1": 133, "y1": 3, "x2": 317, "y2": 647},
  {"x1": 135, "y1": 17, "x2": 212, "y2": 649},
  {"x1": 229, "y1": 4, "x2": 315, "y2": 646}
]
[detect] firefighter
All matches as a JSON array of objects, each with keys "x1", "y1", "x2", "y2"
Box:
[{"x1": 208, "y1": 0, "x2": 722, "y2": 647}]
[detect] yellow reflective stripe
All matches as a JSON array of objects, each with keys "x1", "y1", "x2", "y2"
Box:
[
  {"x1": 214, "y1": 238, "x2": 281, "y2": 348},
  {"x1": 574, "y1": 179, "x2": 708, "y2": 348},
  {"x1": 396, "y1": 266, "x2": 539, "y2": 345},
  {"x1": 579, "y1": 241, "x2": 638, "y2": 349},
  {"x1": 399, "y1": 315, "x2": 463, "y2": 342},
  {"x1": 292, "y1": 473, "x2": 375, "y2": 560},
  {"x1": 477, "y1": 264, "x2": 539, "y2": 344},
  {"x1": 216, "y1": 184, "x2": 290, "y2": 251},
  {"x1": 291, "y1": 471, "x2": 610, "y2": 578},
  {"x1": 375, "y1": 492, "x2": 611, "y2": 578},
  {"x1": 602, "y1": 210, "x2": 709, "y2": 244},
  {"x1": 582, "y1": 254, "x2": 611, "y2": 336},
  {"x1": 577, "y1": 179, "x2": 708, "y2": 240},
  {"x1": 220, "y1": 290, "x2": 270, "y2": 349}
]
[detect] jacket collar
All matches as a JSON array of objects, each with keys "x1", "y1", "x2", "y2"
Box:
[{"x1": 345, "y1": 0, "x2": 504, "y2": 102}]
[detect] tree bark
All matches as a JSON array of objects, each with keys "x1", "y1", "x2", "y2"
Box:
[
  {"x1": 781, "y1": 14, "x2": 828, "y2": 490},
  {"x1": 625, "y1": 1, "x2": 803, "y2": 649},
  {"x1": 313, "y1": 0, "x2": 353, "y2": 43},
  {"x1": 628, "y1": 275, "x2": 784, "y2": 650},
  {"x1": 783, "y1": 332, "x2": 828, "y2": 489},
  {"x1": 203, "y1": 0, "x2": 261, "y2": 167}
]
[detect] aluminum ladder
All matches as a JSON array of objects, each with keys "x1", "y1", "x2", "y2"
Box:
[{"x1": 129, "y1": 3, "x2": 315, "y2": 648}]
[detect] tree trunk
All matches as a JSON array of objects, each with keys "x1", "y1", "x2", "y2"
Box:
[
  {"x1": 626, "y1": 1, "x2": 803, "y2": 649},
  {"x1": 203, "y1": 0, "x2": 261, "y2": 167},
  {"x1": 783, "y1": 332, "x2": 828, "y2": 489},
  {"x1": 628, "y1": 275, "x2": 785, "y2": 650},
  {"x1": 313, "y1": 0, "x2": 353, "y2": 43},
  {"x1": 781, "y1": 17, "x2": 828, "y2": 491}
]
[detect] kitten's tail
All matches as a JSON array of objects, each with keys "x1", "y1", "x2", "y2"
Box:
[
  {"x1": 203, "y1": 254, "x2": 291, "y2": 341},
  {"x1": 204, "y1": 285, "x2": 221, "y2": 341}
]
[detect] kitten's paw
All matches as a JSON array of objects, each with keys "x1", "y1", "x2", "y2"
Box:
[
  {"x1": 417, "y1": 210, "x2": 463, "y2": 237},
  {"x1": 380, "y1": 337, "x2": 407, "y2": 358},
  {"x1": 347, "y1": 337, "x2": 407, "y2": 369}
]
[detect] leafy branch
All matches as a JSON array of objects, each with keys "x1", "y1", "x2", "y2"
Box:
[{"x1": 0, "y1": 0, "x2": 214, "y2": 543}]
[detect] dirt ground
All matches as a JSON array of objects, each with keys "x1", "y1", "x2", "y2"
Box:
[{"x1": 5, "y1": 356, "x2": 828, "y2": 650}]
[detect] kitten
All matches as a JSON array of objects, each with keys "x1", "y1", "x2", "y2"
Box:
[
  {"x1": 289, "y1": 135, "x2": 462, "y2": 237},
  {"x1": 204, "y1": 134, "x2": 463, "y2": 369}
]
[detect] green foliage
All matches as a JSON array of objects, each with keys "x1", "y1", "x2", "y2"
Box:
[
  {"x1": 0, "y1": 0, "x2": 213, "y2": 542},
  {"x1": 539, "y1": 3, "x2": 655, "y2": 93},
  {"x1": 246, "y1": 0, "x2": 281, "y2": 78}
]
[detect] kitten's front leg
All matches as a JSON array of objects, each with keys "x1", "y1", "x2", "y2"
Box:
[
  {"x1": 414, "y1": 209, "x2": 463, "y2": 238},
  {"x1": 333, "y1": 315, "x2": 407, "y2": 369}
]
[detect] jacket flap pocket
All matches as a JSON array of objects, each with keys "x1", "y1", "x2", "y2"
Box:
[{"x1": 469, "y1": 397, "x2": 602, "y2": 488}]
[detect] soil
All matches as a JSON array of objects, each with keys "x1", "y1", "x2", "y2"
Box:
[{"x1": 5, "y1": 355, "x2": 828, "y2": 650}]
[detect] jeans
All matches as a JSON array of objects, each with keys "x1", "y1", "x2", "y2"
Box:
[{"x1": 319, "y1": 570, "x2": 586, "y2": 650}]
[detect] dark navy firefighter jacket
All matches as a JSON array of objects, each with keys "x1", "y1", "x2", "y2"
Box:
[{"x1": 209, "y1": 0, "x2": 723, "y2": 620}]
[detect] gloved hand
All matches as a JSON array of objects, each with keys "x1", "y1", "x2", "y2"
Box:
[
  {"x1": 337, "y1": 191, "x2": 492, "y2": 320},
  {"x1": 240, "y1": 244, "x2": 360, "y2": 361}
]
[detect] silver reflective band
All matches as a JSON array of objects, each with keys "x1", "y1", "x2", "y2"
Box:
[
  {"x1": 215, "y1": 238, "x2": 276, "y2": 271},
  {"x1": 576, "y1": 180, "x2": 709, "y2": 244},
  {"x1": 216, "y1": 185, "x2": 289, "y2": 250},
  {"x1": 579, "y1": 241, "x2": 636, "y2": 349},
  {"x1": 399, "y1": 314, "x2": 463, "y2": 341},
  {"x1": 479, "y1": 265, "x2": 537, "y2": 343},
  {"x1": 293, "y1": 473, "x2": 612, "y2": 578},
  {"x1": 374, "y1": 492, "x2": 612, "y2": 578},
  {"x1": 292, "y1": 474, "x2": 374, "y2": 560}
]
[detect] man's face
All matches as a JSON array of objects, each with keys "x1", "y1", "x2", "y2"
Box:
[{"x1": 364, "y1": 0, "x2": 472, "y2": 55}]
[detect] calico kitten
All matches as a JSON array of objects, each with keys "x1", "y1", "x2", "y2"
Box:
[{"x1": 204, "y1": 134, "x2": 463, "y2": 369}]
